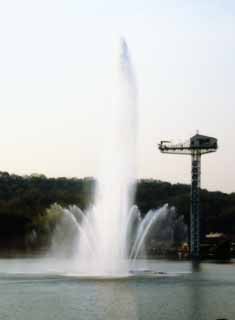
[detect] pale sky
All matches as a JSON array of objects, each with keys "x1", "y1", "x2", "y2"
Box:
[{"x1": 0, "y1": 0, "x2": 235, "y2": 193}]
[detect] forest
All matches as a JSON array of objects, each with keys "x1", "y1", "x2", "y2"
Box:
[{"x1": 0, "y1": 171, "x2": 234, "y2": 253}]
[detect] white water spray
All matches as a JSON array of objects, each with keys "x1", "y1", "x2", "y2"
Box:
[
  {"x1": 75, "y1": 39, "x2": 137, "y2": 275},
  {"x1": 49, "y1": 40, "x2": 187, "y2": 276}
]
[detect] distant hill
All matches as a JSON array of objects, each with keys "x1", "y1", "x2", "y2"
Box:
[
  {"x1": 0, "y1": 171, "x2": 234, "y2": 252},
  {"x1": 135, "y1": 179, "x2": 235, "y2": 236}
]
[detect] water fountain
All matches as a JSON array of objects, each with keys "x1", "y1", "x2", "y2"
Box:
[{"x1": 49, "y1": 39, "x2": 187, "y2": 277}]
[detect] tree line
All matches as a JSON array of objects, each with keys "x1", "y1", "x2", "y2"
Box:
[{"x1": 0, "y1": 171, "x2": 234, "y2": 251}]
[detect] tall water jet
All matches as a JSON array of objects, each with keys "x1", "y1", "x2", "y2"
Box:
[{"x1": 75, "y1": 38, "x2": 138, "y2": 275}]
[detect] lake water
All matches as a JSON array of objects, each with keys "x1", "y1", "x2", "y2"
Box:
[{"x1": 0, "y1": 258, "x2": 234, "y2": 320}]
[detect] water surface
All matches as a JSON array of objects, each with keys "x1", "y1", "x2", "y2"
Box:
[{"x1": 0, "y1": 259, "x2": 234, "y2": 320}]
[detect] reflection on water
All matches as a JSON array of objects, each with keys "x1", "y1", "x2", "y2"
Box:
[
  {"x1": 95, "y1": 281, "x2": 139, "y2": 320},
  {"x1": 191, "y1": 260, "x2": 201, "y2": 273},
  {"x1": 0, "y1": 259, "x2": 234, "y2": 320},
  {"x1": 188, "y1": 268, "x2": 205, "y2": 320}
]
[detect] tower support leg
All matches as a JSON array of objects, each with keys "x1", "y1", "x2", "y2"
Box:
[{"x1": 191, "y1": 152, "x2": 201, "y2": 259}]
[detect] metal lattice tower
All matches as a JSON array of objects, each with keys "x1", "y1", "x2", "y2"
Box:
[{"x1": 158, "y1": 133, "x2": 218, "y2": 259}]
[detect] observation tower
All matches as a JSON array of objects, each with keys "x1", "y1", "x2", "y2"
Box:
[{"x1": 158, "y1": 133, "x2": 218, "y2": 259}]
